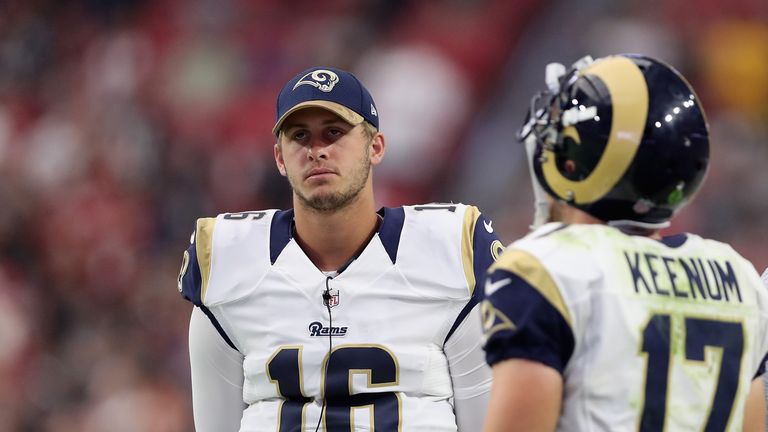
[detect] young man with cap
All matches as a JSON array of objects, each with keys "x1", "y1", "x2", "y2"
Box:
[{"x1": 177, "y1": 67, "x2": 504, "y2": 431}]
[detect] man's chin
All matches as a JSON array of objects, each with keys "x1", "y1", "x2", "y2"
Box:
[
  {"x1": 299, "y1": 192, "x2": 350, "y2": 213},
  {"x1": 308, "y1": 195, "x2": 336, "y2": 210}
]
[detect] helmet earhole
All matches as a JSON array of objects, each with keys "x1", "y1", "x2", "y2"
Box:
[{"x1": 564, "y1": 160, "x2": 576, "y2": 174}]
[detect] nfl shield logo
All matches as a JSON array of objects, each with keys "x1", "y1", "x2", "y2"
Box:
[{"x1": 326, "y1": 288, "x2": 340, "y2": 308}]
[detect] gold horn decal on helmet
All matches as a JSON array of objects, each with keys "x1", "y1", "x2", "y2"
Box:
[
  {"x1": 543, "y1": 56, "x2": 648, "y2": 204},
  {"x1": 562, "y1": 125, "x2": 581, "y2": 145}
]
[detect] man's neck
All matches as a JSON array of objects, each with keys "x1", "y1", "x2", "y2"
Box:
[
  {"x1": 292, "y1": 196, "x2": 380, "y2": 272},
  {"x1": 557, "y1": 202, "x2": 661, "y2": 239}
]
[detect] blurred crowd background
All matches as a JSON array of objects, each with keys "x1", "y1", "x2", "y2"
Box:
[{"x1": 0, "y1": 0, "x2": 765, "y2": 430}]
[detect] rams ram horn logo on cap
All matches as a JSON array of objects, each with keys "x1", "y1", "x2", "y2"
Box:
[{"x1": 293, "y1": 69, "x2": 339, "y2": 92}]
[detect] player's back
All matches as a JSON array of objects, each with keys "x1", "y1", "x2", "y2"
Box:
[{"x1": 484, "y1": 223, "x2": 768, "y2": 431}]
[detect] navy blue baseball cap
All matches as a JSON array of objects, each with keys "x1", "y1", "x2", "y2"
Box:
[{"x1": 272, "y1": 67, "x2": 379, "y2": 135}]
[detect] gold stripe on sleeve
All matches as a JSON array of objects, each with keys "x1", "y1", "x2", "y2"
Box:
[
  {"x1": 461, "y1": 206, "x2": 481, "y2": 296},
  {"x1": 491, "y1": 249, "x2": 572, "y2": 327},
  {"x1": 195, "y1": 217, "x2": 216, "y2": 303}
]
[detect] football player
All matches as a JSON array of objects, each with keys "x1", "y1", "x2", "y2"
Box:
[
  {"x1": 481, "y1": 54, "x2": 768, "y2": 431},
  {"x1": 177, "y1": 67, "x2": 503, "y2": 431}
]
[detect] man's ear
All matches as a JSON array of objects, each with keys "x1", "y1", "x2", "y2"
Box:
[
  {"x1": 274, "y1": 142, "x2": 287, "y2": 176},
  {"x1": 369, "y1": 133, "x2": 385, "y2": 166}
]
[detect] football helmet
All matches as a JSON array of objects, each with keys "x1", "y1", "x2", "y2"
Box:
[{"x1": 519, "y1": 54, "x2": 709, "y2": 228}]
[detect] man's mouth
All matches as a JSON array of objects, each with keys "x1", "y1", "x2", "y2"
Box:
[{"x1": 305, "y1": 167, "x2": 336, "y2": 180}]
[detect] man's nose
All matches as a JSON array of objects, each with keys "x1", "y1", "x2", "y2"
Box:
[{"x1": 307, "y1": 138, "x2": 329, "y2": 160}]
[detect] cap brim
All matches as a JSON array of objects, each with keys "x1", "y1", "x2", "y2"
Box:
[{"x1": 272, "y1": 100, "x2": 365, "y2": 135}]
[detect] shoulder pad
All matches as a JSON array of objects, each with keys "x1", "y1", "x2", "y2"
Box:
[
  {"x1": 178, "y1": 210, "x2": 281, "y2": 306},
  {"x1": 398, "y1": 203, "x2": 503, "y2": 297}
]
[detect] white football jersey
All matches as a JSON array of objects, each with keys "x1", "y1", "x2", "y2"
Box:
[
  {"x1": 482, "y1": 223, "x2": 768, "y2": 431},
  {"x1": 179, "y1": 204, "x2": 502, "y2": 431}
]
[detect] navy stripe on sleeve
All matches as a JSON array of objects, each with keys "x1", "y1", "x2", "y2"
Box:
[
  {"x1": 378, "y1": 207, "x2": 405, "y2": 264},
  {"x1": 199, "y1": 306, "x2": 239, "y2": 351},
  {"x1": 483, "y1": 269, "x2": 575, "y2": 374},
  {"x1": 270, "y1": 209, "x2": 294, "y2": 264},
  {"x1": 444, "y1": 211, "x2": 502, "y2": 343},
  {"x1": 755, "y1": 352, "x2": 768, "y2": 379},
  {"x1": 180, "y1": 241, "x2": 204, "y2": 307},
  {"x1": 472, "y1": 212, "x2": 502, "y2": 287}
]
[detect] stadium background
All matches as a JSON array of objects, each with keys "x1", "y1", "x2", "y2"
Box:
[{"x1": 0, "y1": 0, "x2": 765, "y2": 430}]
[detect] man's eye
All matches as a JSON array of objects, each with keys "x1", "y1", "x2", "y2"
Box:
[{"x1": 292, "y1": 131, "x2": 308, "y2": 140}]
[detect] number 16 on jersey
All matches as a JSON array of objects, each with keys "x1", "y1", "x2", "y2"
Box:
[{"x1": 267, "y1": 344, "x2": 402, "y2": 431}]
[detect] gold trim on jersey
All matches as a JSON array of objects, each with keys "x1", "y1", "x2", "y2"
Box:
[
  {"x1": 679, "y1": 314, "x2": 744, "y2": 431},
  {"x1": 490, "y1": 240, "x2": 504, "y2": 262},
  {"x1": 195, "y1": 217, "x2": 216, "y2": 303},
  {"x1": 319, "y1": 344, "x2": 401, "y2": 397},
  {"x1": 266, "y1": 345, "x2": 309, "y2": 431},
  {"x1": 491, "y1": 248, "x2": 572, "y2": 327},
  {"x1": 320, "y1": 344, "x2": 402, "y2": 431},
  {"x1": 636, "y1": 312, "x2": 747, "y2": 431},
  {"x1": 347, "y1": 367, "x2": 399, "y2": 393},
  {"x1": 350, "y1": 404, "x2": 375, "y2": 431},
  {"x1": 461, "y1": 206, "x2": 481, "y2": 296},
  {"x1": 542, "y1": 56, "x2": 648, "y2": 204},
  {"x1": 177, "y1": 250, "x2": 190, "y2": 293},
  {"x1": 636, "y1": 313, "x2": 667, "y2": 432},
  {"x1": 480, "y1": 300, "x2": 516, "y2": 345}
]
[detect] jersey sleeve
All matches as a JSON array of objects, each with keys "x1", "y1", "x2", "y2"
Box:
[
  {"x1": 756, "y1": 267, "x2": 768, "y2": 378},
  {"x1": 445, "y1": 205, "x2": 504, "y2": 343},
  {"x1": 467, "y1": 207, "x2": 505, "y2": 291},
  {"x1": 444, "y1": 303, "x2": 492, "y2": 431},
  {"x1": 481, "y1": 248, "x2": 575, "y2": 374},
  {"x1": 178, "y1": 217, "x2": 240, "y2": 351},
  {"x1": 178, "y1": 217, "x2": 217, "y2": 307},
  {"x1": 755, "y1": 353, "x2": 768, "y2": 378},
  {"x1": 189, "y1": 307, "x2": 246, "y2": 431}
]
